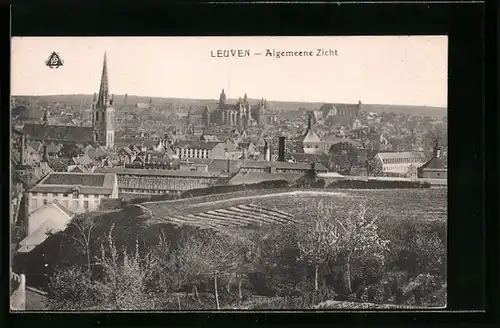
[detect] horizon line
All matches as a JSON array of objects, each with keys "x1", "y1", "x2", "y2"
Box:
[{"x1": 11, "y1": 93, "x2": 448, "y2": 109}]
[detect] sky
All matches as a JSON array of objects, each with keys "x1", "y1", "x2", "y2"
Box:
[{"x1": 11, "y1": 36, "x2": 448, "y2": 107}]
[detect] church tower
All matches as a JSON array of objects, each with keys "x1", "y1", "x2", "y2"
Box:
[{"x1": 92, "y1": 52, "x2": 115, "y2": 148}]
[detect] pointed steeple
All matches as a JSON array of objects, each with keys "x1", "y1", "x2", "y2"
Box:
[{"x1": 97, "y1": 52, "x2": 109, "y2": 107}]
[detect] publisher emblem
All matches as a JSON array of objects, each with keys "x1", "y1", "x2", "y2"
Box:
[{"x1": 45, "y1": 51, "x2": 64, "y2": 69}]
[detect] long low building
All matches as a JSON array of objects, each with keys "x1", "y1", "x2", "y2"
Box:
[
  {"x1": 375, "y1": 151, "x2": 427, "y2": 176},
  {"x1": 97, "y1": 167, "x2": 233, "y2": 195}
]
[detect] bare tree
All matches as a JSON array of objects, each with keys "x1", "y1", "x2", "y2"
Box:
[
  {"x1": 328, "y1": 142, "x2": 359, "y2": 175},
  {"x1": 204, "y1": 232, "x2": 243, "y2": 309},
  {"x1": 297, "y1": 201, "x2": 390, "y2": 294},
  {"x1": 94, "y1": 224, "x2": 154, "y2": 310},
  {"x1": 151, "y1": 231, "x2": 212, "y2": 305},
  {"x1": 297, "y1": 201, "x2": 339, "y2": 291},
  {"x1": 70, "y1": 214, "x2": 98, "y2": 275},
  {"x1": 332, "y1": 204, "x2": 390, "y2": 294},
  {"x1": 358, "y1": 129, "x2": 380, "y2": 176}
]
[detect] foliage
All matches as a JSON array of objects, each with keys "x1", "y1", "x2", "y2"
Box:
[
  {"x1": 93, "y1": 225, "x2": 156, "y2": 310},
  {"x1": 70, "y1": 214, "x2": 98, "y2": 274},
  {"x1": 34, "y1": 194, "x2": 446, "y2": 310},
  {"x1": 47, "y1": 266, "x2": 104, "y2": 310},
  {"x1": 59, "y1": 143, "x2": 81, "y2": 158},
  {"x1": 328, "y1": 142, "x2": 360, "y2": 175}
]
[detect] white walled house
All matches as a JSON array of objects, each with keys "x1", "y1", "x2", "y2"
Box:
[
  {"x1": 18, "y1": 201, "x2": 74, "y2": 253},
  {"x1": 27, "y1": 172, "x2": 118, "y2": 214},
  {"x1": 376, "y1": 152, "x2": 427, "y2": 176}
]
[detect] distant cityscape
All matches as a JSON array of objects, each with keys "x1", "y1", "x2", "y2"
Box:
[{"x1": 11, "y1": 52, "x2": 447, "y2": 311}]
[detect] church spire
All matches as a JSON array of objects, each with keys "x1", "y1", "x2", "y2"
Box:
[{"x1": 97, "y1": 52, "x2": 109, "y2": 107}]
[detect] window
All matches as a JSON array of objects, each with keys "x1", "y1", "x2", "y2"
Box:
[
  {"x1": 32, "y1": 192, "x2": 38, "y2": 197},
  {"x1": 96, "y1": 112, "x2": 99, "y2": 122},
  {"x1": 73, "y1": 200, "x2": 79, "y2": 209},
  {"x1": 42, "y1": 193, "x2": 48, "y2": 197},
  {"x1": 83, "y1": 200, "x2": 89, "y2": 210},
  {"x1": 43, "y1": 199, "x2": 48, "y2": 205},
  {"x1": 31, "y1": 199, "x2": 38, "y2": 208}
]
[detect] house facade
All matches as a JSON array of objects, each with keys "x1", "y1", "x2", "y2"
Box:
[
  {"x1": 418, "y1": 144, "x2": 447, "y2": 179},
  {"x1": 175, "y1": 141, "x2": 226, "y2": 160},
  {"x1": 376, "y1": 151, "x2": 427, "y2": 176},
  {"x1": 27, "y1": 172, "x2": 119, "y2": 214}
]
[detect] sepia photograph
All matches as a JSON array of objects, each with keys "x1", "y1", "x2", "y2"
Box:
[{"x1": 10, "y1": 36, "x2": 447, "y2": 311}]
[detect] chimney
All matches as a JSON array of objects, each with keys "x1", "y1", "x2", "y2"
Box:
[
  {"x1": 278, "y1": 136, "x2": 286, "y2": 162},
  {"x1": 42, "y1": 144, "x2": 49, "y2": 162},
  {"x1": 226, "y1": 159, "x2": 231, "y2": 172},
  {"x1": 433, "y1": 140, "x2": 441, "y2": 158},
  {"x1": 265, "y1": 142, "x2": 271, "y2": 162},
  {"x1": 19, "y1": 134, "x2": 26, "y2": 165}
]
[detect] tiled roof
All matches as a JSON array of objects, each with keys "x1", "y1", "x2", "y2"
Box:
[
  {"x1": 42, "y1": 173, "x2": 105, "y2": 186},
  {"x1": 377, "y1": 152, "x2": 426, "y2": 160},
  {"x1": 47, "y1": 158, "x2": 72, "y2": 171},
  {"x1": 118, "y1": 147, "x2": 133, "y2": 156},
  {"x1": 322, "y1": 135, "x2": 361, "y2": 147},
  {"x1": 52, "y1": 200, "x2": 75, "y2": 217},
  {"x1": 46, "y1": 143, "x2": 62, "y2": 154},
  {"x1": 240, "y1": 160, "x2": 272, "y2": 169},
  {"x1": 86, "y1": 146, "x2": 109, "y2": 159},
  {"x1": 228, "y1": 171, "x2": 286, "y2": 185},
  {"x1": 285, "y1": 152, "x2": 331, "y2": 163},
  {"x1": 98, "y1": 167, "x2": 233, "y2": 178},
  {"x1": 420, "y1": 156, "x2": 446, "y2": 170},
  {"x1": 72, "y1": 155, "x2": 93, "y2": 166},
  {"x1": 279, "y1": 172, "x2": 307, "y2": 182},
  {"x1": 69, "y1": 165, "x2": 92, "y2": 173},
  {"x1": 22, "y1": 124, "x2": 94, "y2": 143},
  {"x1": 29, "y1": 172, "x2": 116, "y2": 195},
  {"x1": 201, "y1": 135, "x2": 220, "y2": 142}
]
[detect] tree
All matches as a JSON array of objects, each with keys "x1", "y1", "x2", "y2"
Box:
[
  {"x1": 69, "y1": 214, "x2": 98, "y2": 275},
  {"x1": 426, "y1": 123, "x2": 447, "y2": 148},
  {"x1": 47, "y1": 266, "x2": 104, "y2": 310},
  {"x1": 366, "y1": 156, "x2": 383, "y2": 177},
  {"x1": 358, "y1": 129, "x2": 381, "y2": 176},
  {"x1": 332, "y1": 204, "x2": 390, "y2": 294},
  {"x1": 297, "y1": 200, "x2": 339, "y2": 291},
  {"x1": 328, "y1": 142, "x2": 359, "y2": 175},
  {"x1": 94, "y1": 224, "x2": 155, "y2": 310},
  {"x1": 298, "y1": 201, "x2": 390, "y2": 294},
  {"x1": 59, "y1": 143, "x2": 82, "y2": 158},
  {"x1": 203, "y1": 232, "x2": 243, "y2": 309}
]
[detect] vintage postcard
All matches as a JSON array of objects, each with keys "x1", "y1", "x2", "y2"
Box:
[{"x1": 10, "y1": 36, "x2": 447, "y2": 311}]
